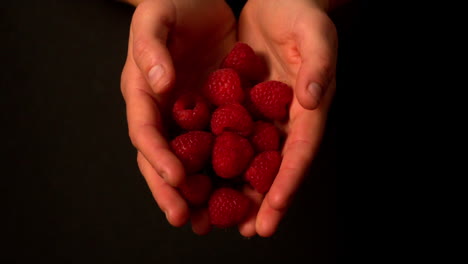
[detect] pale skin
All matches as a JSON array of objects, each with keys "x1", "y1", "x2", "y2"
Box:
[{"x1": 120, "y1": 0, "x2": 344, "y2": 236}]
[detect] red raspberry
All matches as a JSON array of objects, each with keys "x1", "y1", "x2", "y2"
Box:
[
  {"x1": 211, "y1": 103, "x2": 253, "y2": 137},
  {"x1": 170, "y1": 131, "x2": 214, "y2": 174},
  {"x1": 208, "y1": 187, "x2": 250, "y2": 228},
  {"x1": 221, "y1": 42, "x2": 266, "y2": 82},
  {"x1": 203, "y1": 69, "x2": 244, "y2": 107},
  {"x1": 212, "y1": 132, "x2": 254, "y2": 179},
  {"x1": 243, "y1": 87, "x2": 263, "y2": 120},
  {"x1": 172, "y1": 94, "x2": 211, "y2": 131},
  {"x1": 250, "y1": 81, "x2": 293, "y2": 120},
  {"x1": 244, "y1": 151, "x2": 282, "y2": 194},
  {"x1": 178, "y1": 174, "x2": 212, "y2": 206},
  {"x1": 250, "y1": 121, "x2": 281, "y2": 152}
]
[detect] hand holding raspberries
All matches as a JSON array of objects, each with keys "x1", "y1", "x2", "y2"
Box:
[
  {"x1": 122, "y1": 0, "x2": 337, "y2": 238},
  {"x1": 233, "y1": 0, "x2": 338, "y2": 237},
  {"x1": 120, "y1": 0, "x2": 240, "y2": 232}
]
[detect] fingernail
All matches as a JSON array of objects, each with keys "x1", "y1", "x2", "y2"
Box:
[
  {"x1": 148, "y1": 64, "x2": 164, "y2": 88},
  {"x1": 307, "y1": 82, "x2": 322, "y2": 104}
]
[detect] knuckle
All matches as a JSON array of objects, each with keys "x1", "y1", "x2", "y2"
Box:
[
  {"x1": 120, "y1": 65, "x2": 129, "y2": 97},
  {"x1": 132, "y1": 1, "x2": 151, "y2": 22},
  {"x1": 317, "y1": 54, "x2": 332, "y2": 70},
  {"x1": 128, "y1": 128, "x2": 141, "y2": 150},
  {"x1": 322, "y1": 14, "x2": 338, "y2": 52},
  {"x1": 269, "y1": 191, "x2": 289, "y2": 210},
  {"x1": 132, "y1": 38, "x2": 151, "y2": 69},
  {"x1": 136, "y1": 152, "x2": 145, "y2": 169},
  {"x1": 314, "y1": 52, "x2": 335, "y2": 84},
  {"x1": 321, "y1": 57, "x2": 334, "y2": 78},
  {"x1": 325, "y1": 16, "x2": 338, "y2": 40},
  {"x1": 312, "y1": 54, "x2": 333, "y2": 85}
]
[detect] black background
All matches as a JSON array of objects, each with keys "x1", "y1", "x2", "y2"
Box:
[{"x1": 2, "y1": 0, "x2": 362, "y2": 263}]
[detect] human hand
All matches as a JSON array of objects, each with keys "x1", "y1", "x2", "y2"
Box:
[
  {"x1": 236, "y1": 0, "x2": 338, "y2": 237},
  {"x1": 120, "y1": 0, "x2": 236, "y2": 234}
]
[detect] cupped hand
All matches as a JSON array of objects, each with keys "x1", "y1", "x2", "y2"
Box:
[
  {"x1": 120, "y1": 0, "x2": 237, "y2": 234},
  {"x1": 236, "y1": 0, "x2": 338, "y2": 237}
]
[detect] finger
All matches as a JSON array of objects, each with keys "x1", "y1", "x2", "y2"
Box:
[
  {"x1": 137, "y1": 152, "x2": 189, "y2": 227},
  {"x1": 122, "y1": 61, "x2": 185, "y2": 187},
  {"x1": 131, "y1": 0, "x2": 176, "y2": 94},
  {"x1": 258, "y1": 80, "x2": 336, "y2": 234},
  {"x1": 238, "y1": 185, "x2": 263, "y2": 238},
  {"x1": 255, "y1": 199, "x2": 286, "y2": 237},
  {"x1": 191, "y1": 208, "x2": 212, "y2": 236},
  {"x1": 295, "y1": 10, "x2": 337, "y2": 110},
  {"x1": 267, "y1": 105, "x2": 327, "y2": 211},
  {"x1": 255, "y1": 135, "x2": 316, "y2": 237}
]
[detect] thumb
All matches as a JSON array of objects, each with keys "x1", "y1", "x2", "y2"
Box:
[
  {"x1": 131, "y1": 0, "x2": 176, "y2": 94},
  {"x1": 295, "y1": 13, "x2": 337, "y2": 110}
]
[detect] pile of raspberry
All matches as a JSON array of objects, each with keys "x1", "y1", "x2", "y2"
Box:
[{"x1": 170, "y1": 43, "x2": 293, "y2": 229}]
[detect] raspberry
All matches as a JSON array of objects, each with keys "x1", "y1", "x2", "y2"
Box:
[
  {"x1": 203, "y1": 69, "x2": 244, "y2": 107},
  {"x1": 178, "y1": 174, "x2": 212, "y2": 206},
  {"x1": 244, "y1": 151, "x2": 282, "y2": 194},
  {"x1": 221, "y1": 42, "x2": 266, "y2": 82},
  {"x1": 243, "y1": 87, "x2": 263, "y2": 120},
  {"x1": 170, "y1": 131, "x2": 214, "y2": 174},
  {"x1": 208, "y1": 187, "x2": 250, "y2": 228},
  {"x1": 211, "y1": 103, "x2": 253, "y2": 137},
  {"x1": 172, "y1": 94, "x2": 211, "y2": 131},
  {"x1": 250, "y1": 121, "x2": 281, "y2": 152},
  {"x1": 212, "y1": 132, "x2": 254, "y2": 179},
  {"x1": 250, "y1": 80, "x2": 293, "y2": 120}
]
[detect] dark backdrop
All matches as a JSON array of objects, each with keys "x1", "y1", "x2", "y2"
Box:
[{"x1": 2, "y1": 0, "x2": 361, "y2": 263}]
